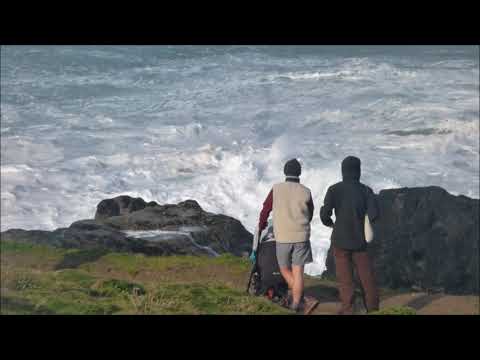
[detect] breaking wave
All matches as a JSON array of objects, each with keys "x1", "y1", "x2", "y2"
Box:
[{"x1": 1, "y1": 45, "x2": 479, "y2": 275}]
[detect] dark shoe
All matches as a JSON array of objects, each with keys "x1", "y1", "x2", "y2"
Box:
[{"x1": 290, "y1": 298, "x2": 306, "y2": 314}]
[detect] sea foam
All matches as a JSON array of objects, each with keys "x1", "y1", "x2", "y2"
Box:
[{"x1": 1, "y1": 45, "x2": 478, "y2": 274}]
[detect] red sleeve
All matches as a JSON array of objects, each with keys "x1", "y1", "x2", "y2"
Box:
[{"x1": 258, "y1": 189, "x2": 273, "y2": 232}]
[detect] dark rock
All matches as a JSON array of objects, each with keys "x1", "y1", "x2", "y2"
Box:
[
  {"x1": 322, "y1": 186, "x2": 479, "y2": 295},
  {"x1": 95, "y1": 199, "x2": 120, "y2": 220},
  {"x1": 0, "y1": 221, "x2": 214, "y2": 257},
  {"x1": 1, "y1": 224, "x2": 132, "y2": 252},
  {"x1": 1, "y1": 196, "x2": 252, "y2": 258},
  {"x1": 1, "y1": 229, "x2": 60, "y2": 247},
  {"x1": 96, "y1": 197, "x2": 252, "y2": 256},
  {"x1": 94, "y1": 195, "x2": 147, "y2": 221}
]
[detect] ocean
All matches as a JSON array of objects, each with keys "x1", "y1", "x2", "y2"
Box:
[{"x1": 1, "y1": 45, "x2": 479, "y2": 274}]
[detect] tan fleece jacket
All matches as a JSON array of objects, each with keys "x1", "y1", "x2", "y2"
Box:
[{"x1": 272, "y1": 181, "x2": 312, "y2": 243}]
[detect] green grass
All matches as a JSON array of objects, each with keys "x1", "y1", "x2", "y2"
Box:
[
  {"x1": 1, "y1": 240, "x2": 66, "y2": 261},
  {"x1": 92, "y1": 278, "x2": 147, "y2": 297},
  {"x1": 370, "y1": 306, "x2": 417, "y2": 315},
  {"x1": 99, "y1": 252, "x2": 250, "y2": 275},
  {"x1": 1, "y1": 272, "x2": 287, "y2": 315},
  {"x1": 0, "y1": 240, "x2": 289, "y2": 315},
  {"x1": 4, "y1": 240, "x2": 445, "y2": 315},
  {"x1": 149, "y1": 283, "x2": 287, "y2": 314},
  {"x1": 0, "y1": 267, "x2": 123, "y2": 315}
]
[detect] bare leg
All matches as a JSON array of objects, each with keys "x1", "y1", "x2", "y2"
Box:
[
  {"x1": 279, "y1": 266, "x2": 294, "y2": 290},
  {"x1": 291, "y1": 265, "x2": 304, "y2": 307}
]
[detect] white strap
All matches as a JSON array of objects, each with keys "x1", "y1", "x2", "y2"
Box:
[{"x1": 365, "y1": 215, "x2": 374, "y2": 243}]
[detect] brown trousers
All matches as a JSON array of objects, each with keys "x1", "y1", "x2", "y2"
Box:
[{"x1": 333, "y1": 246, "x2": 379, "y2": 314}]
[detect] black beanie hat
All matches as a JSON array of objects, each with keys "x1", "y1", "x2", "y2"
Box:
[{"x1": 284, "y1": 158, "x2": 301, "y2": 177}]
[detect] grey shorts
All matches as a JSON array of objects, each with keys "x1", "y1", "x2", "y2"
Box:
[{"x1": 276, "y1": 241, "x2": 313, "y2": 268}]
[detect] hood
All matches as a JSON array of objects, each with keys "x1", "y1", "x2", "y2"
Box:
[{"x1": 341, "y1": 156, "x2": 361, "y2": 181}]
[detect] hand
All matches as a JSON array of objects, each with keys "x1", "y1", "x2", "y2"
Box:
[{"x1": 249, "y1": 251, "x2": 257, "y2": 264}]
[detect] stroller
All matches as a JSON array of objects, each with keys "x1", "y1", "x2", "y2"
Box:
[{"x1": 246, "y1": 220, "x2": 289, "y2": 303}]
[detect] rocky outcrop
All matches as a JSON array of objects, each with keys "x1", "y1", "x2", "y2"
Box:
[
  {"x1": 323, "y1": 186, "x2": 479, "y2": 295},
  {"x1": 94, "y1": 196, "x2": 158, "y2": 221},
  {"x1": 94, "y1": 197, "x2": 252, "y2": 256},
  {"x1": 1, "y1": 196, "x2": 253, "y2": 258},
  {"x1": 0, "y1": 220, "x2": 214, "y2": 257}
]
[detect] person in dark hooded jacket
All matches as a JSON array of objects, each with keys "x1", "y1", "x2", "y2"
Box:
[{"x1": 320, "y1": 156, "x2": 380, "y2": 314}]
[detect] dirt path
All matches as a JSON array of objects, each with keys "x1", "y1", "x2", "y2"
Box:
[{"x1": 306, "y1": 283, "x2": 479, "y2": 315}]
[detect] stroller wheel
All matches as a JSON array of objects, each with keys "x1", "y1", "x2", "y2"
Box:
[{"x1": 248, "y1": 273, "x2": 261, "y2": 296}]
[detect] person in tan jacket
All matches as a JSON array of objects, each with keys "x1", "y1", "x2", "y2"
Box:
[{"x1": 257, "y1": 159, "x2": 314, "y2": 312}]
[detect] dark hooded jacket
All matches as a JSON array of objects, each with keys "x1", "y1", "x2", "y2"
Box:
[{"x1": 320, "y1": 156, "x2": 379, "y2": 250}]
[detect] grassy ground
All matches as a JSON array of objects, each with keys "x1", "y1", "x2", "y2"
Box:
[
  {"x1": 0, "y1": 241, "x2": 289, "y2": 314},
  {"x1": 1, "y1": 241, "x2": 478, "y2": 315}
]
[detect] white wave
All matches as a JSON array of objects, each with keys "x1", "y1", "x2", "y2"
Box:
[
  {"x1": 1, "y1": 45, "x2": 478, "y2": 276},
  {"x1": 1, "y1": 137, "x2": 64, "y2": 165},
  {"x1": 266, "y1": 70, "x2": 359, "y2": 82}
]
